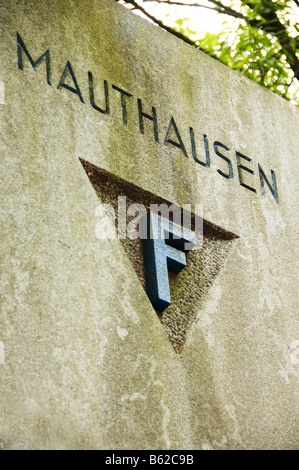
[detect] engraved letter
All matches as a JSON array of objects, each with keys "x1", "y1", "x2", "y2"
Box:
[
  {"x1": 57, "y1": 61, "x2": 85, "y2": 103},
  {"x1": 17, "y1": 32, "x2": 51, "y2": 85}
]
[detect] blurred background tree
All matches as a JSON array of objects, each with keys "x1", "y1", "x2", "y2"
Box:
[{"x1": 116, "y1": 0, "x2": 299, "y2": 104}]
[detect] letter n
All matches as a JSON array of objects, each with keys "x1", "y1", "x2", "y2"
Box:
[
  {"x1": 258, "y1": 164, "x2": 279, "y2": 204},
  {"x1": 17, "y1": 32, "x2": 51, "y2": 85}
]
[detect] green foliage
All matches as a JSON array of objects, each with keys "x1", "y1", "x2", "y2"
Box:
[
  {"x1": 167, "y1": 1, "x2": 299, "y2": 104},
  {"x1": 173, "y1": 17, "x2": 196, "y2": 38},
  {"x1": 199, "y1": 26, "x2": 297, "y2": 102},
  {"x1": 118, "y1": 0, "x2": 299, "y2": 104}
]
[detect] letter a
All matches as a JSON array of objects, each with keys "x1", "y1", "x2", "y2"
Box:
[{"x1": 57, "y1": 61, "x2": 85, "y2": 103}]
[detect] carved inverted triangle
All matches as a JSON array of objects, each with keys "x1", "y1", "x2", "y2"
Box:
[{"x1": 80, "y1": 158, "x2": 239, "y2": 353}]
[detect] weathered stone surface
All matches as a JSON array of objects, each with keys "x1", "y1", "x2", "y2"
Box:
[{"x1": 0, "y1": 0, "x2": 298, "y2": 450}]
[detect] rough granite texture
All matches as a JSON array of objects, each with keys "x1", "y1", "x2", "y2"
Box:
[{"x1": 0, "y1": 0, "x2": 299, "y2": 450}]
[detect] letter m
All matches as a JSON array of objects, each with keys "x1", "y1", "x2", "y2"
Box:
[{"x1": 17, "y1": 32, "x2": 51, "y2": 85}]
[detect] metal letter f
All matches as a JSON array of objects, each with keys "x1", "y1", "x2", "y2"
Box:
[{"x1": 141, "y1": 211, "x2": 196, "y2": 312}]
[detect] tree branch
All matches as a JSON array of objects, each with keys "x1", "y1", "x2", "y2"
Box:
[
  {"x1": 142, "y1": 0, "x2": 247, "y2": 20},
  {"x1": 118, "y1": 0, "x2": 299, "y2": 80},
  {"x1": 117, "y1": 0, "x2": 198, "y2": 45},
  {"x1": 252, "y1": 0, "x2": 299, "y2": 80}
]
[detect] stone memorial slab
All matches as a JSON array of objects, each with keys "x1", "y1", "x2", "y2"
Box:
[{"x1": 0, "y1": 0, "x2": 298, "y2": 450}]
